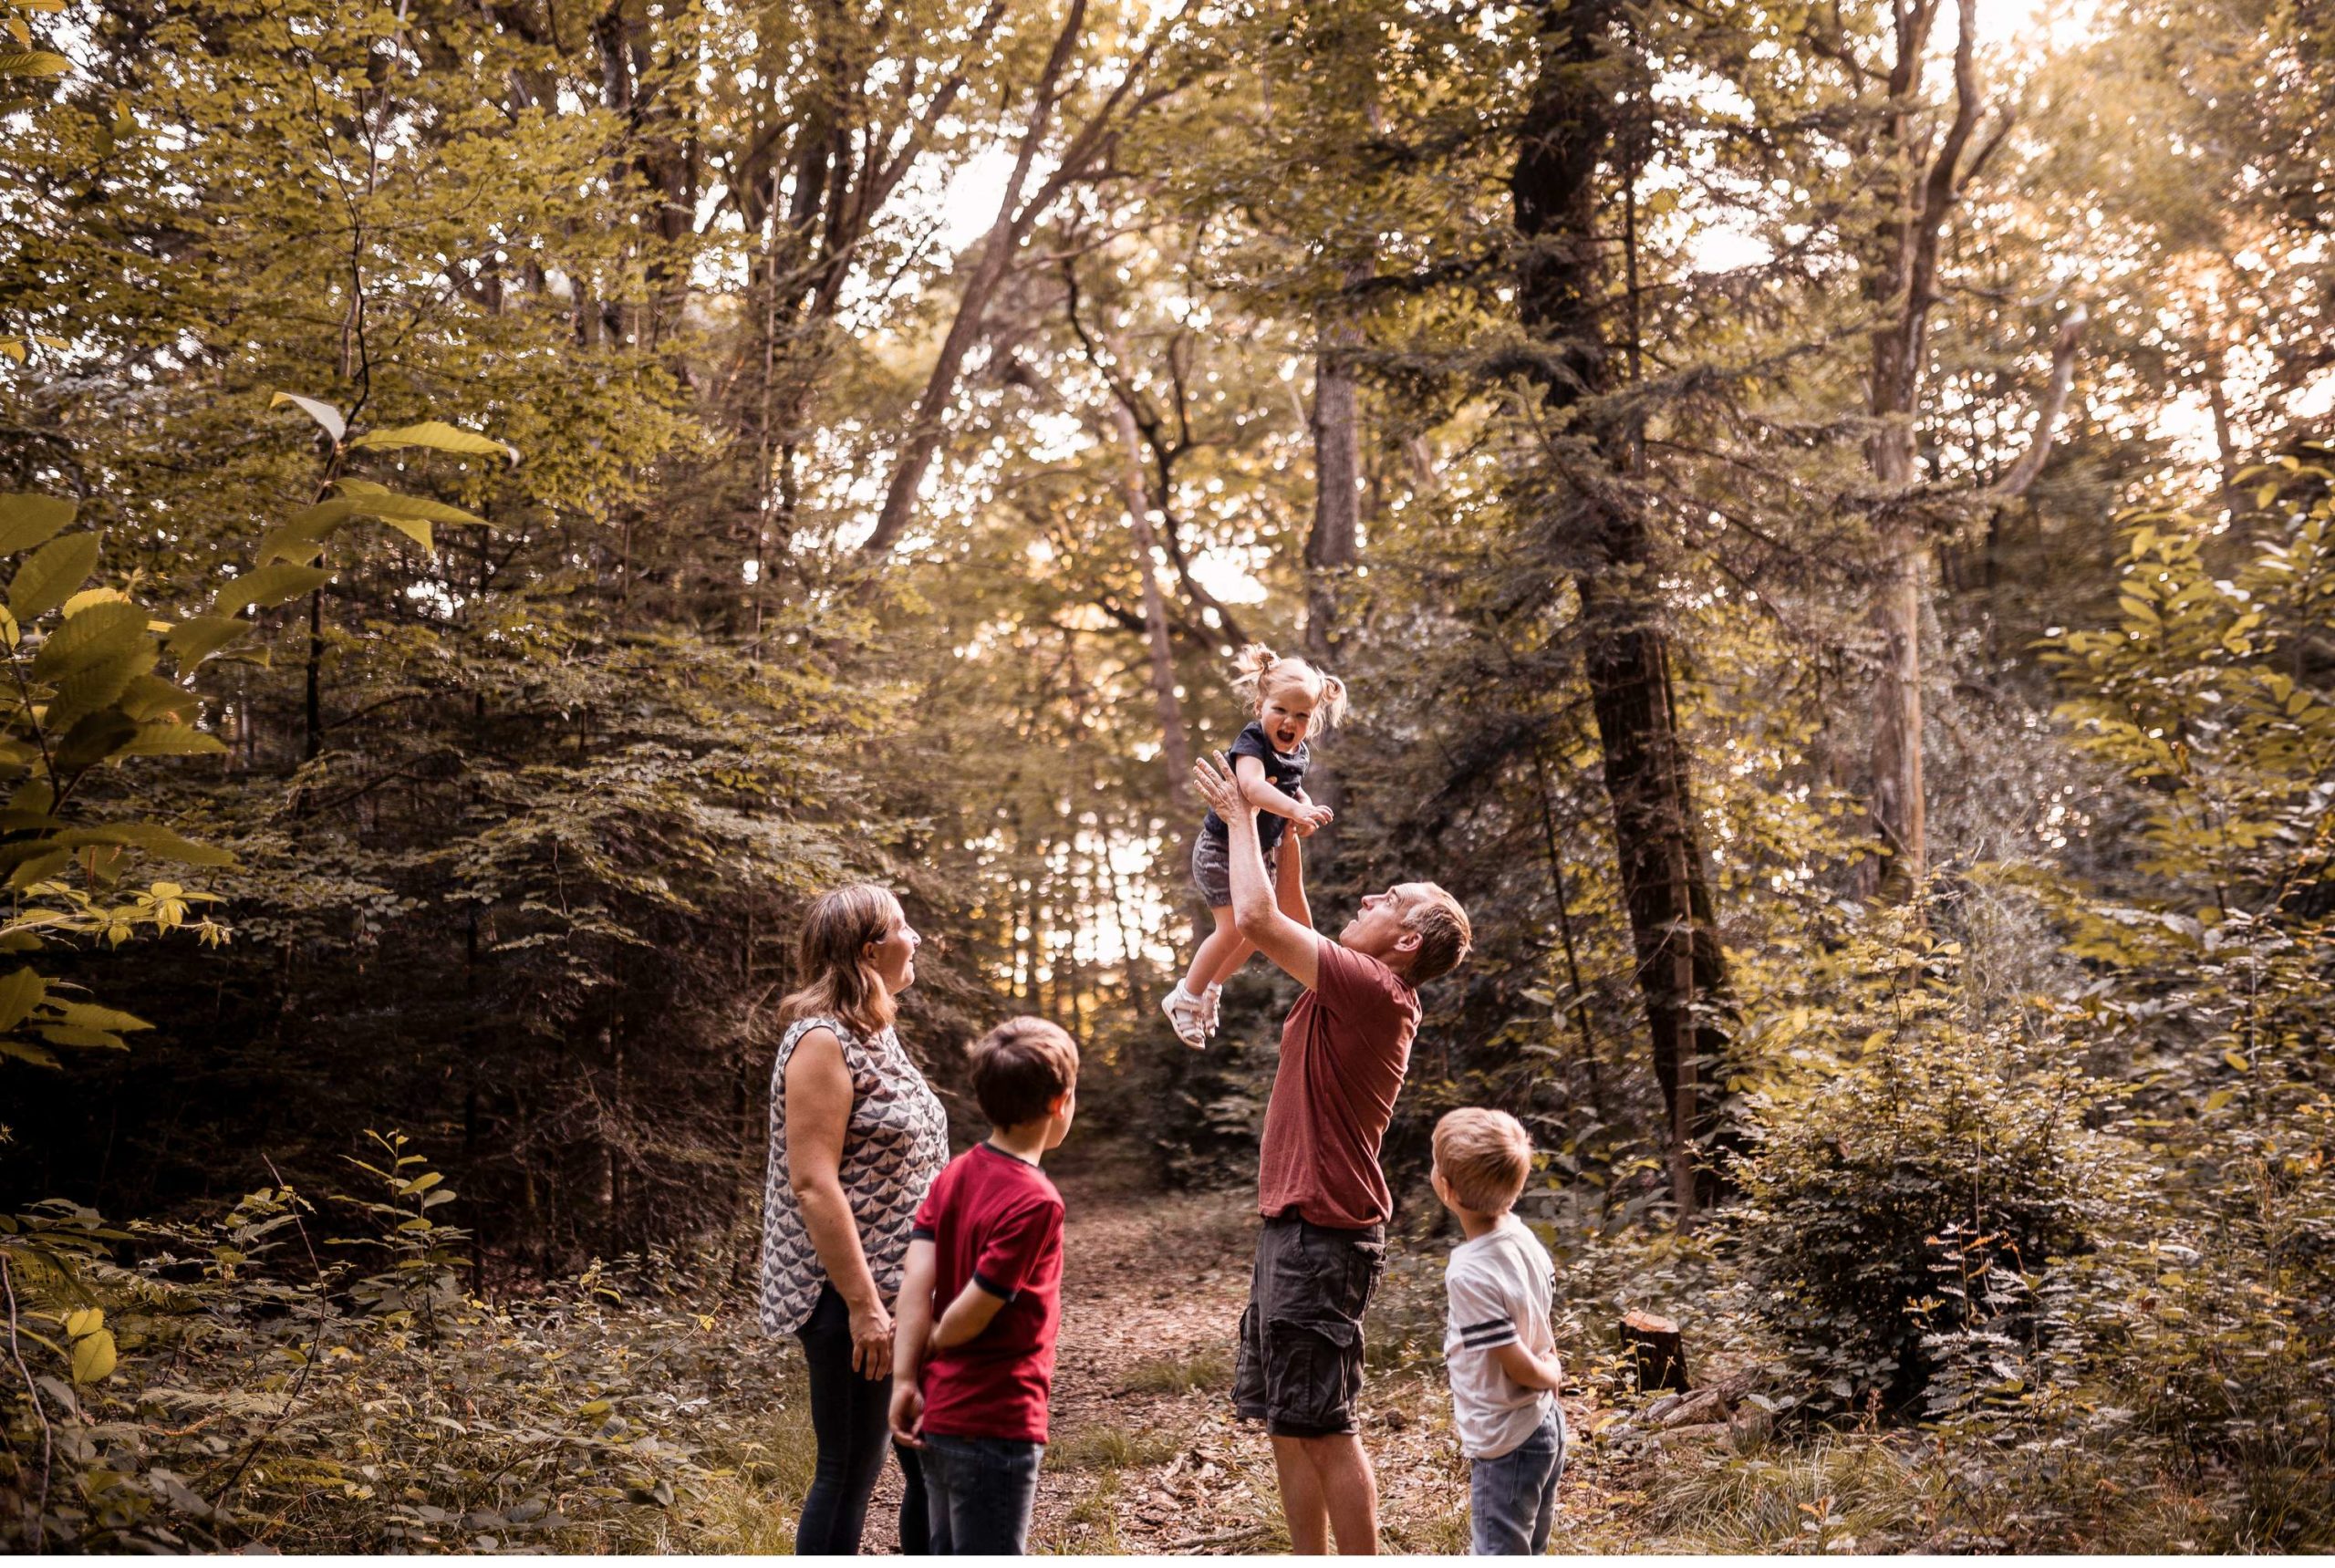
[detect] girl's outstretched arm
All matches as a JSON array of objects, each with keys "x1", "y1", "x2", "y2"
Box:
[{"x1": 1234, "y1": 753, "x2": 1313, "y2": 822}]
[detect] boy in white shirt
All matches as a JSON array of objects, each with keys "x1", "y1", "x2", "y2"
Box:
[{"x1": 1432, "y1": 1108, "x2": 1565, "y2": 1555}]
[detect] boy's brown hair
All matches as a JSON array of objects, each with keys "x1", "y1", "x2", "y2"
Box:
[
  {"x1": 968, "y1": 1016, "x2": 1079, "y2": 1128},
  {"x1": 1432, "y1": 1107, "x2": 1532, "y2": 1215}
]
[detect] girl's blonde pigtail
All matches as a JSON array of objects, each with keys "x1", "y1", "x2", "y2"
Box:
[
  {"x1": 1230, "y1": 641, "x2": 1279, "y2": 710},
  {"x1": 1315, "y1": 672, "x2": 1351, "y2": 731}
]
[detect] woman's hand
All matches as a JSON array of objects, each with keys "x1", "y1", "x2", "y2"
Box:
[{"x1": 849, "y1": 1296, "x2": 895, "y2": 1380}]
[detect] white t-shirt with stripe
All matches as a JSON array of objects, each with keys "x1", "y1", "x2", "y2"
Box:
[{"x1": 1442, "y1": 1214, "x2": 1559, "y2": 1459}]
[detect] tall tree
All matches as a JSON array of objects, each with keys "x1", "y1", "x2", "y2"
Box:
[{"x1": 1509, "y1": 0, "x2": 1728, "y2": 1219}]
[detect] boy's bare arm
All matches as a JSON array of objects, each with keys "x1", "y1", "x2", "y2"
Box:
[
  {"x1": 931, "y1": 1278, "x2": 1009, "y2": 1352},
  {"x1": 887, "y1": 1240, "x2": 939, "y2": 1446},
  {"x1": 1489, "y1": 1340, "x2": 1565, "y2": 1393}
]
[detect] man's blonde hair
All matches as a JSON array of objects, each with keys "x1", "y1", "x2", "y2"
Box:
[
  {"x1": 1433, "y1": 1107, "x2": 1532, "y2": 1215},
  {"x1": 1404, "y1": 884, "x2": 1472, "y2": 983}
]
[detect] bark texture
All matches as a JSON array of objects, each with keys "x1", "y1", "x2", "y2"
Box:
[{"x1": 1510, "y1": 0, "x2": 1728, "y2": 1219}]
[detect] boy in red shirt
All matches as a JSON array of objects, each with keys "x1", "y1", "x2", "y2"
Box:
[{"x1": 888, "y1": 1016, "x2": 1078, "y2": 1554}]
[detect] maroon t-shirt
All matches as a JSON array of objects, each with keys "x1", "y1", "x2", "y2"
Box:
[
  {"x1": 911, "y1": 1142, "x2": 1065, "y2": 1443},
  {"x1": 1256, "y1": 937, "x2": 1422, "y2": 1230}
]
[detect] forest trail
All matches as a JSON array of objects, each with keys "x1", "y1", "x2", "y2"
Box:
[{"x1": 864, "y1": 1167, "x2": 1614, "y2": 1555}]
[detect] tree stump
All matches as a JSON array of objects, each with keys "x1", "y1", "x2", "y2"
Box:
[{"x1": 1621, "y1": 1310, "x2": 1690, "y2": 1393}]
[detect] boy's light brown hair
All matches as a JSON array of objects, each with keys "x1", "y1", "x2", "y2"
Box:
[
  {"x1": 968, "y1": 1016, "x2": 1079, "y2": 1129},
  {"x1": 1433, "y1": 1107, "x2": 1533, "y2": 1215}
]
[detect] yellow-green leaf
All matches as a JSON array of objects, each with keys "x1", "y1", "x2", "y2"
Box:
[
  {"x1": 349, "y1": 420, "x2": 518, "y2": 463},
  {"x1": 0, "y1": 50, "x2": 70, "y2": 78},
  {"x1": 214, "y1": 563, "x2": 330, "y2": 615},
  {"x1": 0, "y1": 494, "x2": 76, "y2": 556},
  {"x1": 0, "y1": 967, "x2": 45, "y2": 1031},
  {"x1": 117, "y1": 722, "x2": 228, "y2": 758},
  {"x1": 8, "y1": 531, "x2": 99, "y2": 621},
  {"x1": 70, "y1": 1327, "x2": 117, "y2": 1384},
  {"x1": 166, "y1": 615, "x2": 249, "y2": 667}
]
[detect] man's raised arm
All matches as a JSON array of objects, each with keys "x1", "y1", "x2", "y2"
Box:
[{"x1": 1191, "y1": 753, "x2": 1321, "y2": 992}]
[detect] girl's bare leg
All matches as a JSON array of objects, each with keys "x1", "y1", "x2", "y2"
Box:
[
  {"x1": 1182, "y1": 908, "x2": 1243, "y2": 995},
  {"x1": 1202, "y1": 937, "x2": 1256, "y2": 990}
]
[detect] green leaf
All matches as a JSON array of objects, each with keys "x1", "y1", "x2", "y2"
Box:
[
  {"x1": 0, "y1": 50, "x2": 70, "y2": 78},
  {"x1": 117, "y1": 722, "x2": 227, "y2": 758},
  {"x1": 7, "y1": 848, "x2": 69, "y2": 888},
  {"x1": 336, "y1": 485, "x2": 484, "y2": 527},
  {"x1": 64, "y1": 1307, "x2": 102, "y2": 1339},
  {"x1": 69, "y1": 1327, "x2": 117, "y2": 1384},
  {"x1": 269, "y1": 391, "x2": 347, "y2": 443},
  {"x1": 31, "y1": 599, "x2": 149, "y2": 680},
  {"x1": 166, "y1": 615, "x2": 249, "y2": 667},
  {"x1": 215, "y1": 563, "x2": 330, "y2": 614},
  {"x1": 37, "y1": 1024, "x2": 129, "y2": 1050},
  {"x1": 118, "y1": 673, "x2": 202, "y2": 722},
  {"x1": 2223, "y1": 1050, "x2": 2251, "y2": 1074},
  {"x1": 46, "y1": 639, "x2": 152, "y2": 732},
  {"x1": 51, "y1": 1001, "x2": 151, "y2": 1033},
  {"x1": 0, "y1": 967, "x2": 45, "y2": 1030},
  {"x1": 0, "y1": 494, "x2": 76, "y2": 556},
  {"x1": 57, "y1": 823, "x2": 235, "y2": 868},
  {"x1": 51, "y1": 707, "x2": 140, "y2": 772},
  {"x1": 7, "y1": 532, "x2": 100, "y2": 621},
  {"x1": 0, "y1": 1038, "x2": 58, "y2": 1068},
  {"x1": 349, "y1": 421, "x2": 518, "y2": 463}
]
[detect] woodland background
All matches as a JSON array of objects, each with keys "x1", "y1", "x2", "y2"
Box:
[{"x1": 0, "y1": 0, "x2": 2329, "y2": 1550}]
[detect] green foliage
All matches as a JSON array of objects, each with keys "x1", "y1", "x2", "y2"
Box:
[
  {"x1": 0, "y1": 1133, "x2": 807, "y2": 1552},
  {"x1": 1730, "y1": 919, "x2": 2140, "y2": 1414}
]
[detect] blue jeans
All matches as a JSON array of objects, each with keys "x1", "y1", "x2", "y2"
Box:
[
  {"x1": 1469, "y1": 1407, "x2": 1564, "y2": 1555},
  {"x1": 919, "y1": 1431, "x2": 1043, "y2": 1554}
]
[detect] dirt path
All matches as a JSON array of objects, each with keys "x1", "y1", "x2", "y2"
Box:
[{"x1": 863, "y1": 1170, "x2": 1614, "y2": 1555}]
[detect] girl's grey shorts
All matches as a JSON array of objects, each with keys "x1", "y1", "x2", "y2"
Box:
[{"x1": 1192, "y1": 830, "x2": 1277, "y2": 909}]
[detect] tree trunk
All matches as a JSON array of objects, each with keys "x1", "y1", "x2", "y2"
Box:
[
  {"x1": 860, "y1": 0, "x2": 1091, "y2": 560},
  {"x1": 1110, "y1": 399, "x2": 1195, "y2": 819},
  {"x1": 1510, "y1": 0, "x2": 1728, "y2": 1221},
  {"x1": 1303, "y1": 275, "x2": 1367, "y2": 846},
  {"x1": 1859, "y1": 0, "x2": 1979, "y2": 900}
]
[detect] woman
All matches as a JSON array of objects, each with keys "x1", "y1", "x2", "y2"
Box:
[{"x1": 761, "y1": 884, "x2": 950, "y2": 1554}]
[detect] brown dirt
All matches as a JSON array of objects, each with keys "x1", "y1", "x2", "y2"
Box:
[{"x1": 862, "y1": 1168, "x2": 1620, "y2": 1555}]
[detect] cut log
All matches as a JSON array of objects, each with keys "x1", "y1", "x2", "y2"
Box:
[{"x1": 1621, "y1": 1310, "x2": 1690, "y2": 1393}]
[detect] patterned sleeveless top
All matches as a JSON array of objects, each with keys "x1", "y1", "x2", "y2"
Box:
[{"x1": 759, "y1": 1014, "x2": 950, "y2": 1336}]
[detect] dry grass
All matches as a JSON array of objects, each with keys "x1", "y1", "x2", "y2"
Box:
[{"x1": 1119, "y1": 1346, "x2": 1233, "y2": 1396}]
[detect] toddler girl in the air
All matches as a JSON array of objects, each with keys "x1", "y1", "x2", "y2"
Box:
[{"x1": 1161, "y1": 644, "x2": 1345, "y2": 1046}]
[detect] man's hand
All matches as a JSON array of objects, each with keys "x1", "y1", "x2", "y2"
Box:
[
  {"x1": 1192, "y1": 752, "x2": 1249, "y2": 818},
  {"x1": 888, "y1": 1383, "x2": 926, "y2": 1449}
]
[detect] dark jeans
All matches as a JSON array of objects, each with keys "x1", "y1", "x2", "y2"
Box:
[
  {"x1": 1468, "y1": 1407, "x2": 1565, "y2": 1555},
  {"x1": 795, "y1": 1283, "x2": 929, "y2": 1554},
  {"x1": 919, "y1": 1431, "x2": 1043, "y2": 1554}
]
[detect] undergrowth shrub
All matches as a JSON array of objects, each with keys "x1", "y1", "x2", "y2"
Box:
[
  {"x1": 1730, "y1": 922, "x2": 2141, "y2": 1416},
  {"x1": 0, "y1": 1131, "x2": 804, "y2": 1552}
]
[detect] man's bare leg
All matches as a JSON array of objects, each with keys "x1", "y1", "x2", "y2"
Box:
[{"x1": 1271, "y1": 1433, "x2": 1377, "y2": 1554}]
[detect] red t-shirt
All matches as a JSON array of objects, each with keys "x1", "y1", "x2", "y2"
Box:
[
  {"x1": 910, "y1": 1142, "x2": 1065, "y2": 1443},
  {"x1": 1256, "y1": 937, "x2": 1422, "y2": 1230}
]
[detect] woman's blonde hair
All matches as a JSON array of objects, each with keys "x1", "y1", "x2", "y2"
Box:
[
  {"x1": 776, "y1": 883, "x2": 904, "y2": 1037},
  {"x1": 1229, "y1": 642, "x2": 1349, "y2": 731}
]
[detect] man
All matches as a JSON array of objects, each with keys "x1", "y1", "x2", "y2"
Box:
[{"x1": 1188, "y1": 752, "x2": 1473, "y2": 1555}]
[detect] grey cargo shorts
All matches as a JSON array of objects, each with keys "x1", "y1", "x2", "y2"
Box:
[{"x1": 1233, "y1": 1213, "x2": 1386, "y2": 1437}]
